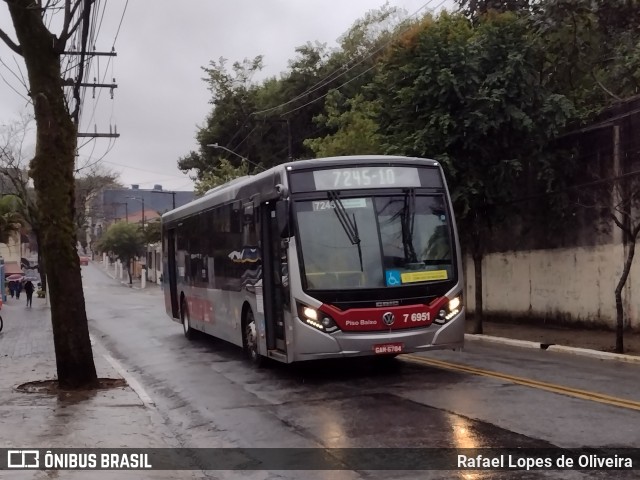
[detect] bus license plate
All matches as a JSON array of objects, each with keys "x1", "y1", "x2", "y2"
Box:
[{"x1": 373, "y1": 343, "x2": 404, "y2": 354}]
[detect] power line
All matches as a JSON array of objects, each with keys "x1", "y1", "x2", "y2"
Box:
[
  {"x1": 100, "y1": 159, "x2": 192, "y2": 179},
  {"x1": 251, "y1": 0, "x2": 445, "y2": 118},
  {"x1": 223, "y1": 0, "x2": 447, "y2": 154},
  {"x1": 74, "y1": 0, "x2": 128, "y2": 171},
  {"x1": 280, "y1": 63, "x2": 377, "y2": 117}
]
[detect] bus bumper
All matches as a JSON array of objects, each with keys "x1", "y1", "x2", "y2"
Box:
[{"x1": 291, "y1": 308, "x2": 465, "y2": 362}]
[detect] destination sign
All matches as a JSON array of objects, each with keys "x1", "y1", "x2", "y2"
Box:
[{"x1": 313, "y1": 167, "x2": 420, "y2": 190}]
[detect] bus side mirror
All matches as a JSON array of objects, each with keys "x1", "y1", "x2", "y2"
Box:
[{"x1": 276, "y1": 201, "x2": 290, "y2": 238}]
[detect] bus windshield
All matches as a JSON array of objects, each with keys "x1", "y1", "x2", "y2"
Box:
[{"x1": 295, "y1": 194, "x2": 453, "y2": 290}]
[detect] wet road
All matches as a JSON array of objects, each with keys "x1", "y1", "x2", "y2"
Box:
[{"x1": 82, "y1": 265, "x2": 640, "y2": 479}]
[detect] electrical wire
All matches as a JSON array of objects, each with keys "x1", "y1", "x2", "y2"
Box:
[
  {"x1": 251, "y1": 0, "x2": 444, "y2": 118},
  {"x1": 225, "y1": 0, "x2": 447, "y2": 153}
]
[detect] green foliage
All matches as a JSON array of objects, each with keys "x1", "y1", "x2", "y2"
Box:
[
  {"x1": 142, "y1": 219, "x2": 161, "y2": 245},
  {"x1": 535, "y1": 0, "x2": 640, "y2": 115},
  {"x1": 96, "y1": 222, "x2": 144, "y2": 266},
  {"x1": 179, "y1": 5, "x2": 406, "y2": 183},
  {"x1": 193, "y1": 158, "x2": 250, "y2": 196},
  {"x1": 304, "y1": 92, "x2": 382, "y2": 157},
  {"x1": 0, "y1": 194, "x2": 24, "y2": 245},
  {"x1": 373, "y1": 12, "x2": 576, "y2": 240},
  {"x1": 456, "y1": 0, "x2": 537, "y2": 19}
]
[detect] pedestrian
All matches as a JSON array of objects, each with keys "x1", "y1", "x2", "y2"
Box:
[
  {"x1": 24, "y1": 280, "x2": 34, "y2": 308},
  {"x1": 9, "y1": 281, "x2": 15, "y2": 298},
  {"x1": 15, "y1": 281, "x2": 22, "y2": 299}
]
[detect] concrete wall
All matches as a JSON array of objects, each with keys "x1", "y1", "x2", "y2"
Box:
[{"x1": 465, "y1": 242, "x2": 640, "y2": 330}]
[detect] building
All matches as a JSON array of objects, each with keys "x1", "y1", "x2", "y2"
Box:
[{"x1": 89, "y1": 184, "x2": 194, "y2": 245}]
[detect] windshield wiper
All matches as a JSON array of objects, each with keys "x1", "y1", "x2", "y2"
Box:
[
  {"x1": 402, "y1": 188, "x2": 419, "y2": 266},
  {"x1": 328, "y1": 191, "x2": 363, "y2": 271}
]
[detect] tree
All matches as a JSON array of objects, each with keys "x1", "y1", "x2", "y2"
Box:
[
  {"x1": 179, "y1": 5, "x2": 408, "y2": 184},
  {"x1": 372, "y1": 12, "x2": 576, "y2": 333},
  {"x1": 533, "y1": 0, "x2": 640, "y2": 114},
  {"x1": 1, "y1": 0, "x2": 99, "y2": 388},
  {"x1": 142, "y1": 218, "x2": 161, "y2": 246},
  {"x1": 193, "y1": 157, "x2": 249, "y2": 196},
  {"x1": 0, "y1": 194, "x2": 24, "y2": 244},
  {"x1": 96, "y1": 222, "x2": 144, "y2": 285},
  {"x1": 0, "y1": 115, "x2": 52, "y2": 294},
  {"x1": 456, "y1": 0, "x2": 538, "y2": 19},
  {"x1": 304, "y1": 92, "x2": 382, "y2": 157}
]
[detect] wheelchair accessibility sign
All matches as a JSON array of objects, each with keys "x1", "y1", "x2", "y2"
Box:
[{"x1": 385, "y1": 270, "x2": 402, "y2": 287}]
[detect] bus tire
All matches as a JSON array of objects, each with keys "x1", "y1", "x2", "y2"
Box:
[
  {"x1": 243, "y1": 308, "x2": 263, "y2": 367},
  {"x1": 181, "y1": 300, "x2": 195, "y2": 340}
]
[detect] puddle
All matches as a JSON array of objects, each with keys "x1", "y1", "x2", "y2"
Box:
[{"x1": 16, "y1": 378, "x2": 127, "y2": 395}]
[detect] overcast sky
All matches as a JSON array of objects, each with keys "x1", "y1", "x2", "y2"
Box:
[{"x1": 0, "y1": 0, "x2": 454, "y2": 192}]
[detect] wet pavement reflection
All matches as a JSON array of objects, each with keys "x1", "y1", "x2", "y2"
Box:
[{"x1": 79, "y1": 265, "x2": 640, "y2": 479}]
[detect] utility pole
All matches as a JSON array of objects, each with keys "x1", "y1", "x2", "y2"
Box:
[
  {"x1": 63, "y1": 49, "x2": 120, "y2": 139},
  {"x1": 113, "y1": 202, "x2": 128, "y2": 222},
  {"x1": 127, "y1": 196, "x2": 145, "y2": 233},
  {"x1": 151, "y1": 189, "x2": 176, "y2": 210}
]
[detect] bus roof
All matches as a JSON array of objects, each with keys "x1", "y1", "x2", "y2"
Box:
[
  {"x1": 162, "y1": 155, "x2": 439, "y2": 224},
  {"x1": 284, "y1": 155, "x2": 438, "y2": 171}
]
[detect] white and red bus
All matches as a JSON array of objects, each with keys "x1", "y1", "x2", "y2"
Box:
[{"x1": 161, "y1": 155, "x2": 464, "y2": 363}]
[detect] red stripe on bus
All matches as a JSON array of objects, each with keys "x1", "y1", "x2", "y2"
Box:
[
  {"x1": 318, "y1": 297, "x2": 449, "y2": 331},
  {"x1": 186, "y1": 295, "x2": 215, "y2": 323}
]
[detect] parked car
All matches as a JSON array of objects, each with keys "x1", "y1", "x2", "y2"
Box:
[{"x1": 79, "y1": 255, "x2": 90, "y2": 266}]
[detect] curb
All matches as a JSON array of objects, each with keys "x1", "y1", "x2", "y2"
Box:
[
  {"x1": 465, "y1": 334, "x2": 640, "y2": 364},
  {"x1": 89, "y1": 333, "x2": 156, "y2": 406},
  {"x1": 94, "y1": 262, "x2": 143, "y2": 290},
  {"x1": 103, "y1": 353, "x2": 156, "y2": 406}
]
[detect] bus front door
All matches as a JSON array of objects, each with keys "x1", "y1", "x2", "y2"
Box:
[
  {"x1": 261, "y1": 202, "x2": 287, "y2": 353},
  {"x1": 167, "y1": 228, "x2": 179, "y2": 319}
]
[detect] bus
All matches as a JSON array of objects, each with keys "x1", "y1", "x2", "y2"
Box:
[{"x1": 161, "y1": 155, "x2": 464, "y2": 363}]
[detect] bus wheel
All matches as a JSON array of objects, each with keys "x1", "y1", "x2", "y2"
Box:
[
  {"x1": 244, "y1": 309, "x2": 262, "y2": 366},
  {"x1": 181, "y1": 300, "x2": 195, "y2": 340}
]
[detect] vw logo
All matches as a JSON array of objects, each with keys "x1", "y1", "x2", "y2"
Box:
[{"x1": 382, "y1": 312, "x2": 395, "y2": 326}]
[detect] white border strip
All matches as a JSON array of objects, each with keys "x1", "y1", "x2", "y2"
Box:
[
  {"x1": 546, "y1": 344, "x2": 640, "y2": 364},
  {"x1": 103, "y1": 353, "x2": 156, "y2": 406},
  {"x1": 465, "y1": 334, "x2": 640, "y2": 364},
  {"x1": 465, "y1": 334, "x2": 542, "y2": 349}
]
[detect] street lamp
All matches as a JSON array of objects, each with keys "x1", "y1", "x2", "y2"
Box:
[
  {"x1": 127, "y1": 196, "x2": 145, "y2": 233},
  {"x1": 206, "y1": 143, "x2": 264, "y2": 172},
  {"x1": 151, "y1": 189, "x2": 176, "y2": 209}
]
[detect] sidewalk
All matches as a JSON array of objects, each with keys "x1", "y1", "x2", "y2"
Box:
[
  {"x1": 96, "y1": 260, "x2": 160, "y2": 291},
  {"x1": 0, "y1": 300, "x2": 197, "y2": 479},
  {"x1": 466, "y1": 318, "x2": 640, "y2": 361}
]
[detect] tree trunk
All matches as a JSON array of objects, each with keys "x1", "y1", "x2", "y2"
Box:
[
  {"x1": 8, "y1": 1, "x2": 98, "y2": 389},
  {"x1": 37, "y1": 234, "x2": 47, "y2": 293},
  {"x1": 472, "y1": 253, "x2": 483, "y2": 334},
  {"x1": 614, "y1": 238, "x2": 636, "y2": 353},
  {"x1": 469, "y1": 213, "x2": 485, "y2": 334}
]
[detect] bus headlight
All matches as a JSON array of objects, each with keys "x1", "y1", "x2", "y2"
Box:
[
  {"x1": 297, "y1": 303, "x2": 339, "y2": 333},
  {"x1": 434, "y1": 295, "x2": 462, "y2": 325},
  {"x1": 302, "y1": 306, "x2": 318, "y2": 321}
]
